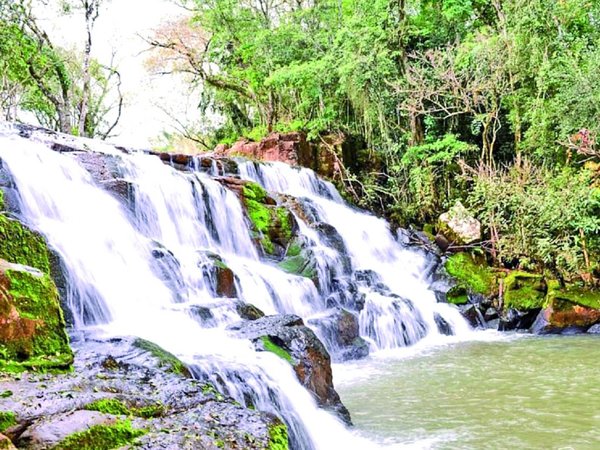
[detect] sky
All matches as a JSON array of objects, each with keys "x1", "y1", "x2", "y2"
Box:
[{"x1": 34, "y1": 0, "x2": 193, "y2": 148}]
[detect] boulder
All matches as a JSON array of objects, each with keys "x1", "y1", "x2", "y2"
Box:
[
  {"x1": 198, "y1": 252, "x2": 238, "y2": 299},
  {"x1": 0, "y1": 259, "x2": 73, "y2": 372},
  {"x1": 531, "y1": 299, "x2": 600, "y2": 334},
  {"x1": 235, "y1": 302, "x2": 265, "y2": 321},
  {"x1": 498, "y1": 308, "x2": 540, "y2": 331},
  {"x1": 438, "y1": 201, "x2": 481, "y2": 245},
  {"x1": 308, "y1": 309, "x2": 369, "y2": 362},
  {"x1": 228, "y1": 314, "x2": 352, "y2": 425}
]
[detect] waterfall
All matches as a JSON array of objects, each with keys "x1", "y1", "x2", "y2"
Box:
[
  {"x1": 238, "y1": 161, "x2": 471, "y2": 350},
  {"x1": 0, "y1": 125, "x2": 471, "y2": 449}
]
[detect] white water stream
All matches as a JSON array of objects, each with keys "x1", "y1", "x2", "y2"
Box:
[{"x1": 0, "y1": 129, "x2": 476, "y2": 449}]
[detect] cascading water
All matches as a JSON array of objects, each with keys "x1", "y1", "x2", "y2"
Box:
[
  {"x1": 0, "y1": 130, "x2": 389, "y2": 450},
  {"x1": 238, "y1": 161, "x2": 471, "y2": 351},
  {"x1": 0, "y1": 123, "x2": 472, "y2": 449}
]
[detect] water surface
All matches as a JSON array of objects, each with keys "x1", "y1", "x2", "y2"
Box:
[{"x1": 337, "y1": 335, "x2": 600, "y2": 449}]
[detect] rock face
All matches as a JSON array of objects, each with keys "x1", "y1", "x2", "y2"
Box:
[
  {"x1": 0, "y1": 336, "x2": 285, "y2": 450},
  {"x1": 216, "y1": 132, "x2": 312, "y2": 168},
  {"x1": 228, "y1": 314, "x2": 352, "y2": 425},
  {"x1": 438, "y1": 201, "x2": 481, "y2": 245}
]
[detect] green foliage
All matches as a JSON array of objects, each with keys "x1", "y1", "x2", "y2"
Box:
[
  {"x1": 469, "y1": 164, "x2": 600, "y2": 280},
  {"x1": 52, "y1": 419, "x2": 145, "y2": 450}
]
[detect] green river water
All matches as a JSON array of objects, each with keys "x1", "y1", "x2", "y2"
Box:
[{"x1": 336, "y1": 334, "x2": 600, "y2": 450}]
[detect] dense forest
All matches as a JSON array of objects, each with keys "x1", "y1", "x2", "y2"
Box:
[{"x1": 2, "y1": 0, "x2": 600, "y2": 284}]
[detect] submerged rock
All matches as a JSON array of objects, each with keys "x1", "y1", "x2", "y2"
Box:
[{"x1": 228, "y1": 314, "x2": 352, "y2": 425}]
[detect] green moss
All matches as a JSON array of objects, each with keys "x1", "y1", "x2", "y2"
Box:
[
  {"x1": 84, "y1": 398, "x2": 166, "y2": 419},
  {"x1": 260, "y1": 337, "x2": 293, "y2": 364},
  {"x1": 0, "y1": 265, "x2": 72, "y2": 373},
  {"x1": 0, "y1": 215, "x2": 51, "y2": 274},
  {"x1": 0, "y1": 411, "x2": 16, "y2": 433},
  {"x1": 0, "y1": 190, "x2": 4, "y2": 211},
  {"x1": 135, "y1": 403, "x2": 167, "y2": 419},
  {"x1": 276, "y1": 207, "x2": 293, "y2": 240},
  {"x1": 551, "y1": 285, "x2": 600, "y2": 310},
  {"x1": 268, "y1": 422, "x2": 289, "y2": 450},
  {"x1": 132, "y1": 338, "x2": 191, "y2": 378},
  {"x1": 277, "y1": 254, "x2": 316, "y2": 279},
  {"x1": 503, "y1": 271, "x2": 547, "y2": 310},
  {"x1": 446, "y1": 286, "x2": 469, "y2": 305},
  {"x1": 445, "y1": 253, "x2": 496, "y2": 296},
  {"x1": 51, "y1": 420, "x2": 145, "y2": 450},
  {"x1": 84, "y1": 399, "x2": 130, "y2": 416}
]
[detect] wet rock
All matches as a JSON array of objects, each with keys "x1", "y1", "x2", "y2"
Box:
[
  {"x1": 434, "y1": 313, "x2": 453, "y2": 335},
  {"x1": 198, "y1": 252, "x2": 239, "y2": 299},
  {"x1": 308, "y1": 309, "x2": 369, "y2": 362},
  {"x1": 530, "y1": 299, "x2": 600, "y2": 334},
  {"x1": 438, "y1": 201, "x2": 481, "y2": 245},
  {"x1": 190, "y1": 305, "x2": 215, "y2": 324},
  {"x1": 1, "y1": 336, "x2": 279, "y2": 450},
  {"x1": 236, "y1": 302, "x2": 265, "y2": 321},
  {"x1": 217, "y1": 132, "x2": 312, "y2": 168},
  {"x1": 561, "y1": 326, "x2": 587, "y2": 335},
  {"x1": 228, "y1": 314, "x2": 352, "y2": 425},
  {"x1": 73, "y1": 153, "x2": 134, "y2": 206},
  {"x1": 484, "y1": 307, "x2": 499, "y2": 321},
  {"x1": 458, "y1": 304, "x2": 486, "y2": 328},
  {"x1": 18, "y1": 410, "x2": 117, "y2": 449},
  {"x1": 587, "y1": 323, "x2": 600, "y2": 334},
  {"x1": 498, "y1": 308, "x2": 540, "y2": 331}
]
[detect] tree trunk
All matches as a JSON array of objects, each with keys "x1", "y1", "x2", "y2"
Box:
[{"x1": 78, "y1": 0, "x2": 97, "y2": 137}]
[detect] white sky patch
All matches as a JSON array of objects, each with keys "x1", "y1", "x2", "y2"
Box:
[{"x1": 33, "y1": 0, "x2": 192, "y2": 147}]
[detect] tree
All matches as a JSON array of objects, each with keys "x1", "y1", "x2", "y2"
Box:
[{"x1": 0, "y1": 0, "x2": 122, "y2": 138}]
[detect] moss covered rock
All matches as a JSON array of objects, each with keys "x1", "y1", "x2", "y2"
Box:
[
  {"x1": 0, "y1": 215, "x2": 51, "y2": 274},
  {"x1": 52, "y1": 419, "x2": 145, "y2": 450},
  {"x1": 531, "y1": 282, "x2": 600, "y2": 333},
  {"x1": 444, "y1": 252, "x2": 496, "y2": 304},
  {"x1": 502, "y1": 271, "x2": 547, "y2": 310},
  {"x1": 241, "y1": 182, "x2": 297, "y2": 257},
  {"x1": 0, "y1": 259, "x2": 72, "y2": 372},
  {"x1": 132, "y1": 338, "x2": 191, "y2": 378}
]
